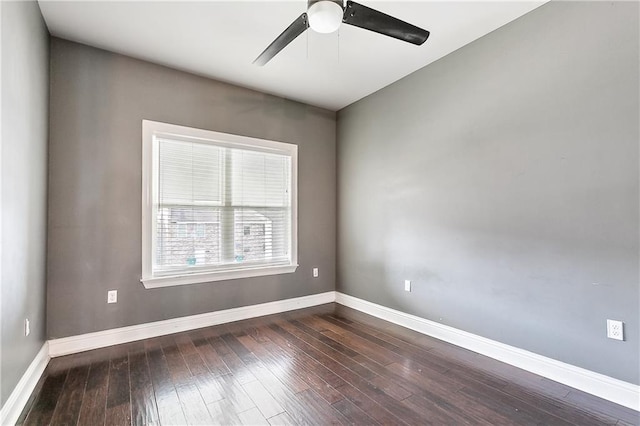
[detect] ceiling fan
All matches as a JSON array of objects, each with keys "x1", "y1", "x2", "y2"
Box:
[{"x1": 254, "y1": 0, "x2": 430, "y2": 66}]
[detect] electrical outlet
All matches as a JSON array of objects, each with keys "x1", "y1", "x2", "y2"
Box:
[
  {"x1": 313, "y1": 267, "x2": 319, "y2": 278},
  {"x1": 404, "y1": 280, "x2": 411, "y2": 292},
  {"x1": 107, "y1": 290, "x2": 118, "y2": 304},
  {"x1": 24, "y1": 319, "x2": 30, "y2": 337},
  {"x1": 607, "y1": 319, "x2": 624, "y2": 341}
]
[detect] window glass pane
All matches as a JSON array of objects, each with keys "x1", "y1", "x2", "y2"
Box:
[
  {"x1": 232, "y1": 208, "x2": 290, "y2": 263},
  {"x1": 158, "y1": 138, "x2": 222, "y2": 206},
  {"x1": 155, "y1": 207, "x2": 221, "y2": 269},
  {"x1": 149, "y1": 129, "x2": 294, "y2": 279},
  {"x1": 230, "y1": 149, "x2": 291, "y2": 207},
  {"x1": 156, "y1": 138, "x2": 224, "y2": 272}
]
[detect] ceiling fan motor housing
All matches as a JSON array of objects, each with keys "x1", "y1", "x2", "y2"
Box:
[
  {"x1": 307, "y1": 0, "x2": 344, "y2": 33},
  {"x1": 307, "y1": 0, "x2": 344, "y2": 9}
]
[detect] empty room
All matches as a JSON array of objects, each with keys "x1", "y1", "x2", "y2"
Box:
[{"x1": 1, "y1": 0, "x2": 638, "y2": 424}]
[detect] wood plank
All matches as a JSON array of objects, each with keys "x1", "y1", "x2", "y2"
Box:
[
  {"x1": 331, "y1": 396, "x2": 379, "y2": 425},
  {"x1": 463, "y1": 351, "x2": 574, "y2": 398},
  {"x1": 459, "y1": 384, "x2": 575, "y2": 425},
  {"x1": 208, "y1": 335, "x2": 257, "y2": 384},
  {"x1": 174, "y1": 332, "x2": 210, "y2": 377},
  {"x1": 199, "y1": 373, "x2": 256, "y2": 414},
  {"x1": 175, "y1": 381, "x2": 214, "y2": 425},
  {"x1": 242, "y1": 325, "x2": 274, "y2": 344},
  {"x1": 348, "y1": 355, "x2": 415, "y2": 402},
  {"x1": 105, "y1": 355, "x2": 132, "y2": 425},
  {"x1": 206, "y1": 398, "x2": 243, "y2": 425},
  {"x1": 238, "y1": 407, "x2": 270, "y2": 425},
  {"x1": 320, "y1": 314, "x2": 452, "y2": 373},
  {"x1": 223, "y1": 326, "x2": 349, "y2": 426},
  {"x1": 252, "y1": 331, "x2": 346, "y2": 404},
  {"x1": 257, "y1": 329, "x2": 347, "y2": 389},
  {"x1": 77, "y1": 358, "x2": 110, "y2": 426},
  {"x1": 235, "y1": 333, "x2": 310, "y2": 394},
  {"x1": 564, "y1": 390, "x2": 640, "y2": 425},
  {"x1": 286, "y1": 317, "x2": 360, "y2": 357},
  {"x1": 329, "y1": 308, "x2": 480, "y2": 361},
  {"x1": 192, "y1": 373, "x2": 225, "y2": 405},
  {"x1": 307, "y1": 313, "x2": 407, "y2": 366},
  {"x1": 292, "y1": 389, "x2": 347, "y2": 425},
  {"x1": 160, "y1": 336, "x2": 192, "y2": 386},
  {"x1": 386, "y1": 361, "x2": 464, "y2": 394},
  {"x1": 333, "y1": 383, "x2": 405, "y2": 425},
  {"x1": 22, "y1": 370, "x2": 68, "y2": 426},
  {"x1": 491, "y1": 381, "x2": 619, "y2": 425},
  {"x1": 128, "y1": 349, "x2": 160, "y2": 426},
  {"x1": 48, "y1": 364, "x2": 89, "y2": 425},
  {"x1": 320, "y1": 327, "x2": 402, "y2": 366},
  {"x1": 241, "y1": 379, "x2": 285, "y2": 419},
  {"x1": 276, "y1": 319, "x2": 378, "y2": 380},
  {"x1": 223, "y1": 341, "x2": 302, "y2": 415},
  {"x1": 384, "y1": 361, "x2": 519, "y2": 425},
  {"x1": 146, "y1": 346, "x2": 188, "y2": 425},
  {"x1": 256, "y1": 325, "x2": 396, "y2": 423},
  {"x1": 268, "y1": 323, "x2": 425, "y2": 425},
  {"x1": 401, "y1": 393, "x2": 490, "y2": 425},
  {"x1": 445, "y1": 361, "x2": 512, "y2": 391},
  {"x1": 190, "y1": 329, "x2": 232, "y2": 377},
  {"x1": 220, "y1": 332, "x2": 261, "y2": 366},
  {"x1": 368, "y1": 374, "x2": 412, "y2": 401},
  {"x1": 267, "y1": 411, "x2": 297, "y2": 425},
  {"x1": 328, "y1": 308, "x2": 441, "y2": 349}
]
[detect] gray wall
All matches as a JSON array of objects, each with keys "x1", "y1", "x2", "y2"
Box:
[
  {"x1": 47, "y1": 39, "x2": 336, "y2": 338},
  {"x1": 0, "y1": 1, "x2": 49, "y2": 407},
  {"x1": 337, "y1": 1, "x2": 639, "y2": 384}
]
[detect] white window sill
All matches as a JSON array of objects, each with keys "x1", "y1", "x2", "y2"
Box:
[{"x1": 141, "y1": 264, "x2": 298, "y2": 289}]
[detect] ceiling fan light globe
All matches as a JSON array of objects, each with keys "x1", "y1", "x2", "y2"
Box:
[{"x1": 308, "y1": 1, "x2": 343, "y2": 34}]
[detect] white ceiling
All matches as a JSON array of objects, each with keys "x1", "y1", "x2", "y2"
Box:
[{"x1": 38, "y1": 1, "x2": 546, "y2": 111}]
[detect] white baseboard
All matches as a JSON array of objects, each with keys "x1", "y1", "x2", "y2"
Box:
[
  {"x1": 335, "y1": 292, "x2": 639, "y2": 411},
  {"x1": 0, "y1": 343, "x2": 50, "y2": 426},
  {"x1": 48, "y1": 291, "x2": 336, "y2": 357}
]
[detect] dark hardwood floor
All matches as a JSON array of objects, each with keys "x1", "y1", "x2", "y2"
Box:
[{"x1": 18, "y1": 303, "x2": 639, "y2": 425}]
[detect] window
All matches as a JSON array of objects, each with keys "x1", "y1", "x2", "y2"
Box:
[{"x1": 142, "y1": 120, "x2": 298, "y2": 288}]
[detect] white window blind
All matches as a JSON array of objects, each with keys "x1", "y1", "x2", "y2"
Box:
[{"x1": 142, "y1": 120, "x2": 298, "y2": 288}]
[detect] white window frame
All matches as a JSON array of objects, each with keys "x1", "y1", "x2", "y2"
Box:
[{"x1": 141, "y1": 120, "x2": 298, "y2": 289}]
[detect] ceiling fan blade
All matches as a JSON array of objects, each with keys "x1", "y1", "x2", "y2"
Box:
[
  {"x1": 254, "y1": 13, "x2": 309, "y2": 66},
  {"x1": 342, "y1": 1, "x2": 429, "y2": 45}
]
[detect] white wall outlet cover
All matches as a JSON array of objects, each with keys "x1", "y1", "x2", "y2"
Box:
[
  {"x1": 404, "y1": 280, "x2": 411, "y2": 292},
  {"x1": 607, "y1": 319, "x2": 624, "y2": 341},
  {"x1": 24, "y1": 319, "x2": 30, "y2": 337},
  {"x1": 107, "y1": 290, "x2": 118, "y2": 304},
  {"x1": 313, "y1": 267, "x2": 319, "y2": 278}
]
